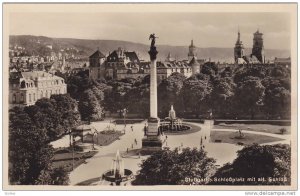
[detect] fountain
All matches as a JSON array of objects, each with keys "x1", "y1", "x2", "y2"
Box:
[
  {"x1": 160, "y1": 105, "x2": 191, "y2": 132},
  {"x1": 102, "y1": 150, "x2": 133, "y2": 186}
]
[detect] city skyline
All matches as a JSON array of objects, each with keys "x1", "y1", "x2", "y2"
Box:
[{"x1": 10, "y1": 12, "x2": 291, "y2": 50}]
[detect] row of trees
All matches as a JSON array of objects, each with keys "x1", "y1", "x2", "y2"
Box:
[
  {"x1": 133, "y1": 144, "x2": 291, "y2": 185},
  {"x1": 158, "y1": 64, "x2": 291, "y2": 119},
  {"x1": 64, "y1": 63, "x2": 291, "y2": 120},
  {"x1": 9, "y1": 94, "x2": 80, "y2": 185}
]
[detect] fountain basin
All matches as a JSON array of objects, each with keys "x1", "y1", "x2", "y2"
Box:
[{"x1": 102, "y1": 169, "x2": 133, "y2": 182}]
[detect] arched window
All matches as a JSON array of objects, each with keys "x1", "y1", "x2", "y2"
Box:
[
  {"x1": 12, "y1": 94, "x2": 16, "y2": 103},
  {"x1": 33, "y1": 93, "x2": 36, "y2": 101},
  {"x1": 20, "y1": 81, "x2": 26, "y2": 88},
  {"x1": 45, "y1": 90, "x2": 48, "y2": 98},
  {"x1": 29, "y1": 94, "x2": 32, "y2": 102}
]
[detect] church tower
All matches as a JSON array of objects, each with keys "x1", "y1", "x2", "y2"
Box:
[
  {"x1": 251, "y1": 29, "x2": 265, "y2": 63},
  {"x1": 188, "y1": 40, "x2": 196, "y2": 62},
  {"x1": 234, "y1": 29, "x2": 244, "y2": 63}
]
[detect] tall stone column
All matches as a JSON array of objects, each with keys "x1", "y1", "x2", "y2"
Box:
[
  {"x1": 141, "y1": 34, "x2": 162, "y2": 153},
  {"x1": 150, "y1": 51, "x2": 158, "y2": 118}
]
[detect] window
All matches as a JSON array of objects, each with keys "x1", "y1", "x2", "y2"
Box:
[
  {"x1": 12, "y1": 94, "x2": 16, "y2": 103},
  {"x1": 20, "y1": 94, "x2": 24, "y2": 103},
  {"x1": 33, "y1": 93, "x2": 36, "y2": 101},
  {"x1": 40, "y1": 91, "x2": 43, "y2": 98}
]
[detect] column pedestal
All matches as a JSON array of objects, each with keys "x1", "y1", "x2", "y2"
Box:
[{"x1": 142, "y1": 117, "x2": 162, "y2": 153}]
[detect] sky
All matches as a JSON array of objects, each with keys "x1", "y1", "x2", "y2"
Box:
[{"x1": 9, "y1": 12, "x2": 291, "y2": 50}]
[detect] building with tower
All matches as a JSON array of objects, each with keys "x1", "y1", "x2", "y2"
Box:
[
  {"x1": 251, "y1": 29, "x2": 265, "y2": 63},
  {"x1": 188, "y1": 40, "x2": 196, "y2": 62},
  {"x1": 89, "y1": 49, "x2": 106, "y2": 80},
  {"x1": 189, "y1": 56, "x2": 200, "y2": 74},
  {"x1": 233, "y1": 29, "x2": 266, "y2": 65},
  {"x1": 234, "y1": 29, "x2": 245, "y2": 63}
]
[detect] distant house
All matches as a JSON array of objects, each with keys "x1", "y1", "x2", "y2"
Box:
[{"x1": 274, "y1": 57, "x2": 291, "y2": 67}]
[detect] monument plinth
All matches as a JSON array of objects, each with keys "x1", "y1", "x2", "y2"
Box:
[{"x1": 142, "y1": 34, "x2": 162, "y2": 153}]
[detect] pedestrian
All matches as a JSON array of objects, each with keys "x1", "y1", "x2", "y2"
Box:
[
  {"x1": 166, "y1": 135, "x2": 168, "y2": 140},
  {"x1": 127, "y1": 148, "x2": 128, "y2": 153},
  {"x1": 131, "y1": 144, "x2": 133, "y2": 149},
  {"x1": 131, "y1": 125, "x2": 133, "y2": 132},
  {"x1": 205, "y1": 136, "x2": 207, "y2": 140}
]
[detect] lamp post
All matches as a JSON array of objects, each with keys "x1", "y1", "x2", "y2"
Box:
[{"x1": 72, "y1": 137, "x2": 75, "y2": 171}]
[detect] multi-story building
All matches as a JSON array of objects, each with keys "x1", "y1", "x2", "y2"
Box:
[
  {"x1": 9, "y1": 71, "x2": 67, "y2": 108},
  {"x1": 88, "y1": 40, "x2": 205, "y2": 82}
]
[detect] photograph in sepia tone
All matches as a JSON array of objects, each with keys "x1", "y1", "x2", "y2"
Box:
[{"x1": 3, "y1": 3, "x2": 297, "y2": 190}]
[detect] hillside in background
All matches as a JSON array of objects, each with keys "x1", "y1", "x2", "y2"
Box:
[{"x1": 9, "y1": 35, "x2": 291, "y2": 62}]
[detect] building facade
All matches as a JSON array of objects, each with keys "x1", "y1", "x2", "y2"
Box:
[{"x1": 9, "y1": 71, "x2": 67, "y2": 108}]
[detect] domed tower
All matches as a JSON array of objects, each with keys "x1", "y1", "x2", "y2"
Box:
[
  {"x1": 188, "y1": 40, "x2": 196, "y2": 62},
  {"x1": 234, "y1": 29, "x2": 245, "y2": 63},
  {"x1": 251, "y1": 29, "x2": 265, "y2": 63}
]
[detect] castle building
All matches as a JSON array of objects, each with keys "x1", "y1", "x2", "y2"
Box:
[
  {"x1": 234, "y1": 29, "x2": 245, "y2": 63},
  {"x1": 188, "y1": 40, "x2": 196, "y2": 62},
  {"x1": 9, "y1": 71, "x2": 67, "y2": 108},
  {"x1": 251, "y1": 29, "x2": 265, "y2": 63},
  {"x1": 106, "y1": 47, "x2": 140, "y2": 79},
  {"x1": 89, "y1": 49, "x2": 106, "y2": 80}
]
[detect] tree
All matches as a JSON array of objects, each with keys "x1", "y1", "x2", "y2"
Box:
[
  {"x1": 262, "y1": 77, "x2": 291, "y2": 119},
  {"x1": 132, "y1": 148, "x2": 216, "y2": 185},
  {"x1": 201, "y1": 62, "x2": 218, "y2": 78},
  {"x1": 211, "y1": 144, "x2": 291, "y2": 185},
  {"x1": 158, "y1": 72, "x2": 186, "y2": 117},
  {"x1": 235, "y1": 76, "x2": 265, "y2": 119},
  {"x1": 50, "y1": 94, "x2": 81, "y2": 132},
  {"x1": 78, "y1": 89, "x2": 103, "y2": 121},
  {"x1": 181, "y1": 73, "x2": 212, "y2": 117},
  {"x1": 9, "y1": 108, "x2": 54, "y2": 185},
  {"x1": 36, "y1": 166, "x2": 69, "y2": 185},
  {"x1": 211, "y1": 77, "x2": 236, "y2": 118}
]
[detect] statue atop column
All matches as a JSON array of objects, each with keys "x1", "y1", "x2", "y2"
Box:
[
  {"x1": 149, "y1": 33, "x2": 158, "y2": 48},
  {"x1": 148, "y1": 33, "x2": 158, "y2": 60}
]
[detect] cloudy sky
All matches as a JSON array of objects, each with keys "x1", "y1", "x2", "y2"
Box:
[{"x1": 9, "y1": 12, "x2": 291, "y2": 50}]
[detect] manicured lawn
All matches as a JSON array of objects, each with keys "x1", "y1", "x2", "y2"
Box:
[
  {"x1": 52, "y1": 150, "x2": 97, "y2": 172},
  {"x1": 210, "y1": 130, "x2": 283, "y2": 146},
  {"x1": 213, "y1": 123, "x2": 291, "y2": 135},
  {"x1": 83, "y1": 130, "x2": 124, "y2": 146}
]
